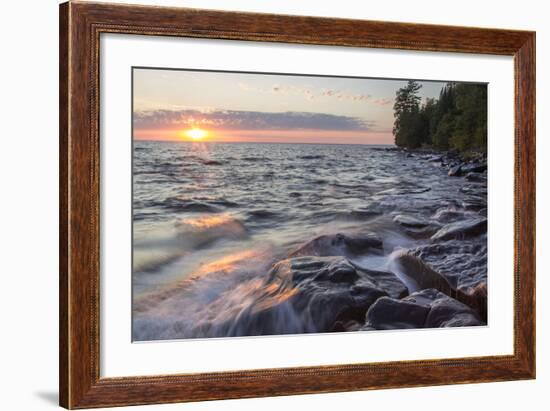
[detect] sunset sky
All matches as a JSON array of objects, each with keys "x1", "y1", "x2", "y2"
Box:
[{"x1": 133, "y1": 68, "x2": 447, "y2": 145}]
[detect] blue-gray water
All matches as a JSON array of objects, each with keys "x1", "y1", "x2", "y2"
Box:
[{"x1": 132, "y1": 141, "x2": 487, "y2": 340}]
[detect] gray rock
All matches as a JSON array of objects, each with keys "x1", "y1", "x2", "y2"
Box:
[
  {"x1": 431, "y1": 218, "x2": 487, "y2": 241},
  {"x1": 422, "y1": 290, "x2": 483, "y2": 327},
  {"x1": 432, "y1": 208, "x2": 466, "y2": 223},
  {"x1": 393, "y1": 246, "x2": 487, "y2": 322},
  {"x1": 461, "y1": 163, "x2": 487, "y2": 174},
  {"x1": 448, "y1": 165, "x2": 462, "y2": 176},
  {"x1": 465, "y1": 172, "x2": 487, "y2": 182},
  {"x1": 448, "y1": 162, "x2": 486, "y2": 177},
  {"x1": 363, "y1": 288, "x2": 483, "y2": 330},
  {"x1": 407, "y1": 240, "x2": 487, "y2": 292},
  {"x1": 258, "y1": 256, "x2": 408, "y2": 332},
  {"x1": 363, "y1": 296, "x2": 430, "y2": 329},
  {"x1": 402, "y1": 225, "x2": 441, "y2": 240},
  {"x1": 391, "y1": 251, "x2": 455, "y2": 296},
  {"x1": 393, "y1": 214, "x2": 430, "y2": 228},
  {"x1": 290, "y1": 232, "x2": 383, "y2": 258}
]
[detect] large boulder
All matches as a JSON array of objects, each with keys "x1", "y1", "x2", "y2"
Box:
[
  {"x1": 219, "y1": 256, "x2": 409, "y2": 335},
  {"x1": 363, "y1": 288, "x2": 483, "y2": 330},
  {"x1": 290, "y1": 233, "x2": 383, "y2": 258}
]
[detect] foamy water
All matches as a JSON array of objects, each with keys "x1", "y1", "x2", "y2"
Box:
[{"x1": 132, "y1": 141, "x2": 487, "y2": 340}]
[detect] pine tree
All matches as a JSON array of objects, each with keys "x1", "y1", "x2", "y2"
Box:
[{"x1": 393, "y1": 80, "x2": 422, "y2": 147}]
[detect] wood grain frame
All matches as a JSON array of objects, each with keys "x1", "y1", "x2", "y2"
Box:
[{"x1": 59, "y1": 1, "x2": 536, "y2": 408}]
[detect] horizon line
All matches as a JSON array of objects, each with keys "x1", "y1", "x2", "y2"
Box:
[{"x1": 133, "y1": 139, "x2": 396, "y2": 147}]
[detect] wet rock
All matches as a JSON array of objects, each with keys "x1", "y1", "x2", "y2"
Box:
[
  {"x1": 427, "y1": 155, "x2": 443, "y2": 162},
  {"x1": 327, "y1": 259, "x2": 359, "y2": 283},
  {"x1": 398, "y1": 243, "x2": 487, "y2": 321},
  {"x1": 391, "y1": 251, "x2": 455, "y2": 296},
  {"x1": 465, "y1": 172, "x2": 487, "y2": 182},
  {"x1": 407, "y1": 240, "x2": 487, "y2": 291},
  {"x1": 402, "y1": 225, "x2": 441, "y2": 239},
  {"x1": 261, "y1": 256, "x2": 408, "y2": 332},
  {"x1": 431, "y1": 218, "x2": 487, "y2": 241},
  {"x1": 363, "y1": 288, "x2": 483, "y2": 330},
  {"x1": 461, "y1": 163, "x2": 487, "y2": 174},
  {"x1": 332, "y1": 320, "x2": 362, "y2": 332},
  {"x1": 448, "y1": 165, "x2": 462, "y2": 176},
  {"x1": 432, "y1": 208, "x2": 465, "y2": 223},
  {"x1": 363, "y1": 296, "x2": 430, "y2": 329},
  {"x1": 393, "y1": 214, "x2": 430, "y2": 228},
  {"x1": 353, "y1": 266, "x2": 409, "y2": 299},
  {"x1": 290, "y1": 233, "x2": 383, "y2": 258},
  {"x1": 448, "y1": 162, "x2": 486, "y2": 177}
]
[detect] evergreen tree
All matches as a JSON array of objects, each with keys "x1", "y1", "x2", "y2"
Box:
[
  {"x1": 393, "y1": 80, "x2": 423, "y2": 148},
  {"x1": 392, "y1": 80, "x2": 487, "y2": 153}
]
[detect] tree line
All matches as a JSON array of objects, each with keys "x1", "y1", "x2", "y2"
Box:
[{"x1": 392, "y1": 80, "x2": 487, "y2": 152}]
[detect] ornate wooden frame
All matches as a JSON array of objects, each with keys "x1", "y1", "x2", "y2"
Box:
[{"x1": 59, "y1": 1, "x2": 536, "y2": 408}]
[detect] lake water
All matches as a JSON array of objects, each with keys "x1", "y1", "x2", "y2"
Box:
[{"x1": 132, "y1": 141, "x2": 487, "y2": 341}]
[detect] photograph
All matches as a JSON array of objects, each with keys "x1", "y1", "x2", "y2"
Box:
[{"x1": 131, "y1": 68, "x2": 488, "y2": 341}]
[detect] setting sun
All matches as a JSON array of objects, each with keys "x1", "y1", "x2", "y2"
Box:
[{"x1": 184, "y1": 128, "x2": 208, "y2": 140}]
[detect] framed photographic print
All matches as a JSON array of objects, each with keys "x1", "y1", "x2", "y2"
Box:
[{"x1": 59, "y1": 1, "x2": 535, "y2": 409}]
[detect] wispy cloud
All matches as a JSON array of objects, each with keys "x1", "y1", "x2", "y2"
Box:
[
  {"x1": 237, "y1": 82, "x2": 392, "y2": 105},
  {"x1": 134, "y1": 109, "x2": 374, "y2": 131},
  {"x1": 320, "y1": 89, "x2": 392, "y2": 105}
]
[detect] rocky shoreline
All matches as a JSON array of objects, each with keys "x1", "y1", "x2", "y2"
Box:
[
  {"x1": 205, "y1": 149, "x2": 489, "y2": 335},
  {"x1": 133, "y1": 144, "x2": 489, "y2": 340}
]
